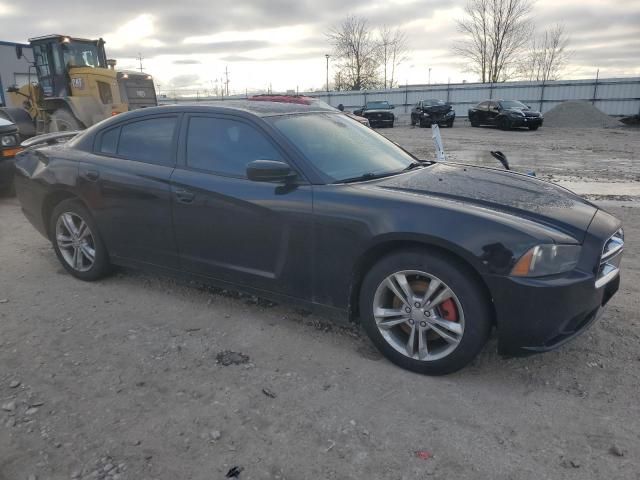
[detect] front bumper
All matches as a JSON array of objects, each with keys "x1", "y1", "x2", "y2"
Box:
[
  {"x1": 487, "y1": 209, "x2": 622, "y2": 356},
  {"x1": 421, "y1": 114, "x2": 455, "y2": 125},
  {"x1": 365, "y1": 115, "x2": 394, "y2": 127},
  {"x1": 510, "y1": 116, "x2": 543, "y2": 128},
  {"x1": 487, "y1": 270, "x2": 619, "y2": 356}
]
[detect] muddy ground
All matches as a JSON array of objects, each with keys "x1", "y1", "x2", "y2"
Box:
[{"x1": 1, "y1": 125, "x2": 639, "y2": 480}]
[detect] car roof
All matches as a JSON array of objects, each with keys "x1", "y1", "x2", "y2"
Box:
[{"x1": 142, "y1": 100, "x2": 337, "y2": 118}]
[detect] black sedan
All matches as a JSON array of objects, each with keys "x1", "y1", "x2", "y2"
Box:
[
  {"x1": 0, "y1": 116, "x2": 21, "y2": 195},
  {"x1": 13, "y1": 101, "x2": 622, "y2": 375},
  {"x1": 353, "y1": 101, "x2": 395, "y2": 128},
  {"x1": 411, "y1": 99, "x2": 456, "y2": 128},
  {"x1": 468, "y1": 100, "x2": 543, "y2": 130}
]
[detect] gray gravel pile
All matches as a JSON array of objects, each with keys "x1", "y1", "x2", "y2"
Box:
[{"x1": 543, "y1": 101, "x2": 622, "y2": 128}]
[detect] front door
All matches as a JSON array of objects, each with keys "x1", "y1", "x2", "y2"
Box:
[{"x1": 170, "y1": 114, "x2": 313, "y2": 298}]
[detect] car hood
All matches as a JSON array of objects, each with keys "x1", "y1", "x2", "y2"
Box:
[
  {"x1": 506, "y1": 107, "x2": 542, "y2": 117},
  {"x1": 365, "y1": 163, "x2": 598, "y2": 241},
  {"x1": 364, "y1": 109, "x2": 394, "y2": 114},
  {"x1": 0, "y1": 117, "x2": 18, "y2": 134}
]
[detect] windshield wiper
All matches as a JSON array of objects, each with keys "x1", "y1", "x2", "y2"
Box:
[
  {"x1": 335, "y1": 172, "x2": 397, "y2": 184},
  {"x1": 402, "y1": 161, "x2": 427, "y2": 172}
]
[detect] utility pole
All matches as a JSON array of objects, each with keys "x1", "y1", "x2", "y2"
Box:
[
  {"x1": 325, "y1": 54, "x2": 330, "y2": 93},
  {"x1": 136, "y1": 52, "x2": 144, "y2": 73},
  {"x1": 224, "y1": 66, "x2": 230, "y2": 97},
  {"x1": 428, "y1": 67, "x2": 431, "y2": 85}
]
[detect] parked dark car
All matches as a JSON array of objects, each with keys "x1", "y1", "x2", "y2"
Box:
[
  {"x1": 353, "y1": 101, "x2": 395, "y2": 128},
  {"x1": 14, "y1": 102, "x2": 623, "y2": 375},
  {"x1": 411, "y1": 99, "x2": 455, "y2": 128},
  {"x1": 468, "y1": 100, "x2": 543, "y2": 130},
  {"x1": 0, "y1": 116, "x2": 21, "y2": 195}
]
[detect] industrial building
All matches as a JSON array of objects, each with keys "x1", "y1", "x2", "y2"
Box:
[{"x1": 0, "y1": 40, "x2": 33, "y2": 107}]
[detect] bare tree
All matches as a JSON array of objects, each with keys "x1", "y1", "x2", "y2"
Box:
[
  {"x1": 518, "y1": 24, "x2": 570, "y2": 82},
  {"x1": 378, "y1": 25, "x2": 410, "y2": 88},
  {"x1": 453, "y1": 0, "x2": 534, "y2": 82},
  {"x1": 327, "y1": 16, "x2": 381, "y2": 90}
]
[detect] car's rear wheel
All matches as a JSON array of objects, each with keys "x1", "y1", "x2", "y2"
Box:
[
  {"x1": 359, "y1": 250, "x2": 491, "y2": 375},
  {"x1": 50, "y1": 199, "x2": 111, "y2": 281}
]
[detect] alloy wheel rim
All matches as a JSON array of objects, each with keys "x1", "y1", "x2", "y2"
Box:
[
  {"x1": 55, "y1": 212, "x2": 96, "y2": 272},
  {"x1": 373, "y1": 270, "x2": 465, "y2": 361}
]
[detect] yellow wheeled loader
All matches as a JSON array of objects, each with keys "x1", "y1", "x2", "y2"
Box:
[{"x1": 0, "y1": 35, "x2": 157, "y2": 139}]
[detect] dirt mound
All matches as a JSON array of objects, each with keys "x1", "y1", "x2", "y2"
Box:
[{"x1": 543, "y1": 101, "x2": 622, "y2": 128}]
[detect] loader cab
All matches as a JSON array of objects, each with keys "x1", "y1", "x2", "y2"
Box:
[{"x1": 28, "y1": 35, "x2": 107, "y2": 98}]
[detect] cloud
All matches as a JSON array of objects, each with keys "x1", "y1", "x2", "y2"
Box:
[
  {"x1": 0, "y1": 0, "x2": 637, "y2": 92},
  {"x1": 173, "y1": 59, "x2": 202, "y2": 65}
]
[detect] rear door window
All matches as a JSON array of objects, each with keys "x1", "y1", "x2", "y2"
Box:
[
  {"x1": 98, "y1": 127, "x2": 120, "y2": 155},
  {"x1": 116, "y1": 116, "x2": 178, "y2": 166}
]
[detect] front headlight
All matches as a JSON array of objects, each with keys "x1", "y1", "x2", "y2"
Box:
[
  {"x1": 446, "y1": 111, "x2": 455, "y2": 116},
  {"x1": 1, "y1": 135, "x2": 17, "y2": 147},
  {"x1": 511, "y1": 245, "x2": 581, "y2": 277}
]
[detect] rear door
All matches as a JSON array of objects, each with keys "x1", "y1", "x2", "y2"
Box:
[
  {"x1": 169, "y1": 113, "x2": 313, "y2": 298},
  {"x1": 80, "y1": 114, "x2": 181, "y2": 268},
  {"x1": 487, "y1": 101, "x2": 500, "y2": 124}
]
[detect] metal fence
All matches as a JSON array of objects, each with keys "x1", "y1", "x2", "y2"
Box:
[
  {"x1": 306, "y1": 77, "x2": 640, "y2": 118},
  {"x1": 166, "y1": 77, "x2": 640, "y2": 119}
]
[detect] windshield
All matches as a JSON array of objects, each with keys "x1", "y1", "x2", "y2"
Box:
[
  {"x1": 500, "y1": 100, "x2": 528, "y2": 110},
  {"x1": 269, "y1": 113, "x2": 416, "y2": 183},
  {"x1": 423, "y1": 99, "x2": 445, "y2": 106},
  {"x1": 366, "y1": 101, "x2": 390, "y2": 109},
  {"x1": 62, "y1": 42, "x2": 104, "y2": 68}
]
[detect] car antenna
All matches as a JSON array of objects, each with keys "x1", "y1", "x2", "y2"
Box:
[{"x1": 490, "y1": 151, "x2": 510, "y2": 170}]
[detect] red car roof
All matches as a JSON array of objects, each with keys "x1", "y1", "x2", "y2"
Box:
[{"x1": 249, "y1": 95, "x2": 314, "y2": 105}]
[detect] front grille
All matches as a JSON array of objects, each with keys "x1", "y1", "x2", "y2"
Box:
[{"x1": 596, "y1": 228, "x2": 623, "y2": 288}]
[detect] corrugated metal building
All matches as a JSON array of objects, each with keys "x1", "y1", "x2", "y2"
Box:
[{"x1": 0, "y1": 40, "x2": 33, "y2": 107}]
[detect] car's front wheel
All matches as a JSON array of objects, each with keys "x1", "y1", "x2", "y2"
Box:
[
  {"x1": 50, "y1": 199, "x2": 111, "y2": 281},
  {"x1": 359, "y1": 250, "x2": 491, "y2": 375}
]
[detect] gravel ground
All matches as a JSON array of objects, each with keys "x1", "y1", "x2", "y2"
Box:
[
  {"x1": 382, "y1": 123, "x2": 640, "y2": 185},
  {"x1": 1, "y1": 126, "x2": 639, "y2": 480}
]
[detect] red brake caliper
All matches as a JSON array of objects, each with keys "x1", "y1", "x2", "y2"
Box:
[{"x1": 438, "y1": 298, "x2": 459, "y2": 321}]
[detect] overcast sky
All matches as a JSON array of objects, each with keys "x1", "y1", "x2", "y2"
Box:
[{"x1": 1, "y1": 0, "x2": 638, "y2": 94}]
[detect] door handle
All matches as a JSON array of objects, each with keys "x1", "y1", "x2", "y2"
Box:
[
  {"x1": 174, "y1": 188, "x2": 195, "y2": 203},
  {"x1": 80, "y1": 169, "x2": 100, "y2": 182}
]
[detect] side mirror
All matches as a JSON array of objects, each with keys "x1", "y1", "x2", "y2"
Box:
[
  {"x1": 246, "y1": 160, "x2": 295, "y2": 183},
  {"x1": 389, "y1": 104, "x2": 395, "y2": 109},
  {"x1": 15, "y1": 45, "x2": 23, "y2": 59}
]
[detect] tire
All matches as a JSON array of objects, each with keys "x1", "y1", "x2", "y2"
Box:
[
  {"x1": 359, "y1": 249, "x2": 491, "y2": 375},
  {"x1": 447, "y1": 120, "x2": 454, "y2": 128},
  {"x1": 469, "y1": 115, "x2": 479, "y2": 127},
  {"x1": 49, "y1": 109, "x2": 82, "y2": 132},
  {"x1": 50, "y1": 199, "x2": 111, "y2": 281},
  {"x1": 410, "y1": 116, "x2": 417, "y2": 126},
  {"x1": 498, "y1": 117, "x2": 511, "y2": 130},
  {"x1": 389, "y1": 122, "x2": 394, "y2": 128},
  {"x1": 528, "y1": 125, "x2": 539, "y2": 131},
  {"x1": 418, "y1": 118, "x2": 426, "y2": 128}
]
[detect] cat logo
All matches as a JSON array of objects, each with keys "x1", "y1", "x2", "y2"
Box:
[
  {"x1": 136, "y1": 90, "x2": 147, "y2": 98},
  {"x1": 72, "y1": 78, "x2": 84, "y2": 90}
]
